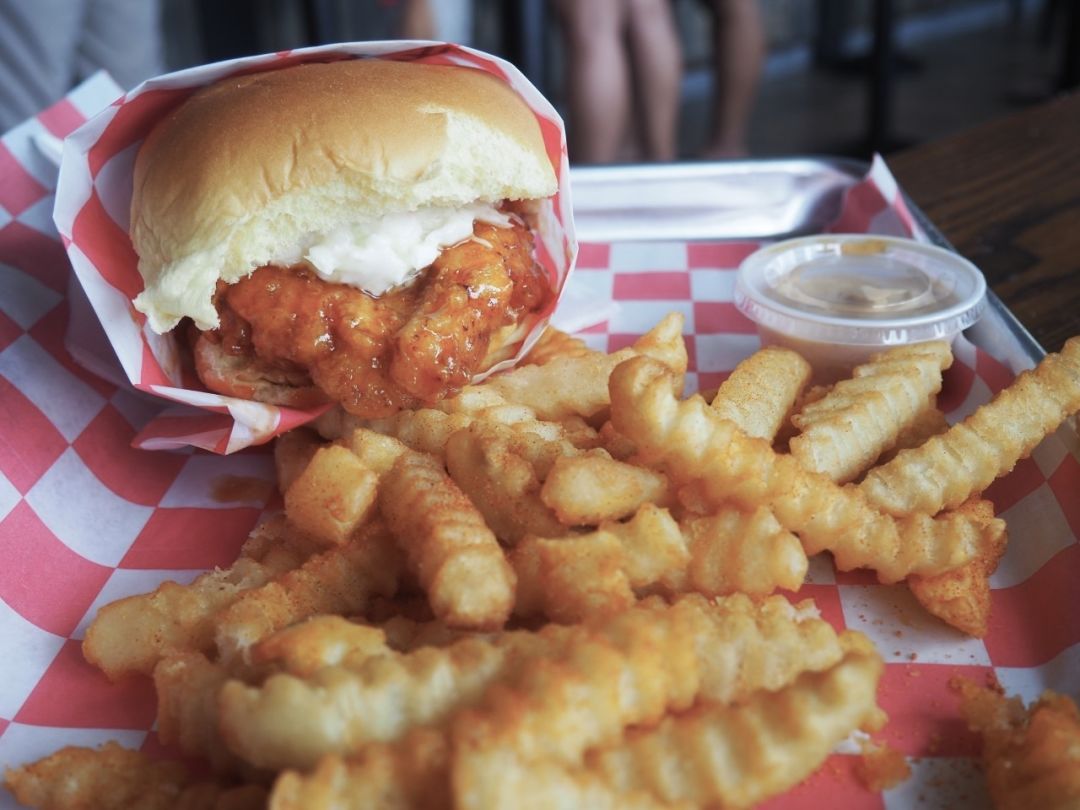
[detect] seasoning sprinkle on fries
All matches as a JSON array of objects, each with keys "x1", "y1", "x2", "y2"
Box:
[{"x1": 8, "y1": 313, "x2": 1080, "y2": 809}]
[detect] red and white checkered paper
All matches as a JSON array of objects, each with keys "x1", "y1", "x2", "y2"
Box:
[
  {"x1": 52, "y1": 41, "x2": 576, "y2": 454},
  {"x1": 2, "y1": 80, "x2": 1079, "y2": 810}
]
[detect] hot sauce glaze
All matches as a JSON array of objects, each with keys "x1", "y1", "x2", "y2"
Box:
[{"x1": 206, "y1": 221, "x2": 551, "y2": 418}]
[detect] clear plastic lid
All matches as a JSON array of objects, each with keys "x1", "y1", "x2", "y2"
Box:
[{"x1": 734, "y1": 235, "x2": 987, "y2": 345}]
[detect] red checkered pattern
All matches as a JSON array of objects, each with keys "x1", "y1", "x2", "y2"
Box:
[{"x1": 2, "y1": 81, "x2": 1079, "y2": 810}]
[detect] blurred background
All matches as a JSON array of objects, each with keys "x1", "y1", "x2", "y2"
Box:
[{"x1": 1, "y1": 0, "x2": 1076, "y2": 162}]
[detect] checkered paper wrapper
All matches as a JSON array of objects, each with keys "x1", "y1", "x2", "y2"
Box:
[
  {"x1": 2, "y1": 81, "x2": 1080, "y2": 809},
  {"x1": 51, "y1": 41, "x2": 576, "y2": 454}
]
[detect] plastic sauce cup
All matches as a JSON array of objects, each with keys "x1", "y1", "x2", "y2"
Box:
[{"x1": 734, "y1": 235, "x2": 987, "y2": 383}]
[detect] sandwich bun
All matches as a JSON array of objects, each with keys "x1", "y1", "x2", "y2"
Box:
[{"x1": 131, "y1": 58, "x2": 558, "y2": 334}]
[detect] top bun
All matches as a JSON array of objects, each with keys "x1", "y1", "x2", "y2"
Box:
[{"x1": 131, "y1": 59, "x2": 558, "y2": 333}]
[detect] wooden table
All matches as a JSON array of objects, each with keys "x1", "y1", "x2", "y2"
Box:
[{"x1": 888, "y1": 91, "x2": 1080, "y2": 354}]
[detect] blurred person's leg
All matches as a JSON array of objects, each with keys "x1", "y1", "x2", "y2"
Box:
[
  {"x1": 79, "y1": 0, "x2": 164, "y2": 88},
  {"x1": 554, "y1": 0, "x2": 630, "y2": 164},
  {"x1": 625, "y1": 0, "x2": 682, "y2": 161},
  {"x1": 702, "y1": 0, "x2": 764, "y2": 158},
  {"x1": 0, "y1": 0, "x2": 84, "y2": 130},
  {"x1": 399, "y1": 0, "x2": 437, "y2": 40}
]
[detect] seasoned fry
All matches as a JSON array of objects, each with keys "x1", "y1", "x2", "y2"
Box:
[
  {"x1": 220, "y1": 633, "x2": 532, "y2": 771},
  {"x1": 876, "y1": 399, "x2": 949, "y2": 465},
  {"x1": 540, "y1": 451, "x2": 671, "y2": 525},
  {"x1": 511, "y1": 531, "x2": 636, "y2": 622},
  {"x1": 681, "y1": 506, "x2": 807, "y2": 597},
  {"x1": 337, "y1": 427, "x2": 408, "y2": 475},
  {"x1": 522, "y1": 326, "x2": 593, "y2": 366},
  {"x1": 452, "y1": 594, "x2": 845, "y2": 809},
  {"x1": 364, "y1": 403, "x2": 570, "y2": 459},
  {"x1": 956, "y1": 679, "x2": 1080, "y2": 809},
  {"x1": 43, "y1": 309, "x2": 1072, "y2": 808},
  {"x1": 908, "y1": 498, "x2": 1007, "y2": 637},
  {"x1": 610, "y1": 356, "x2": 989, "y2": 582},
  {"x1": 213, "y1": 520, "x2": 404, "y2": 666},
  {"x1": 154, "y1": 652, "x2": 249, "y2": 774},
  {"x1": 366, "y1": 408, "x2": 474, "y2": 456},
  {"x1": 453, "y1": 756, "x2": 683, "y2": 810},
  {"x1": 380, "y1": 451, "x2": 516, "y2": 629},
  {"x1": 457, "y1": 312, "x2": 687, "y2": 421},
  {"x1": 444, "y1": 423, "x2": 565, "y2": 545},
  {"x1": 284, "y1": 444, "x2": 379, "y2": 546},
  {"x1": 513, "y1": 504, "x2": 807, "y2": 622},
  {"x1": 587, "y1": 632, "x2": 885, "y2": 808},
  {"x1": 3, "y1": 741, "x2": 266, "y2": 810},
  {"x1": 250, "y1": 615, "x2": 391, "y2": 677},
  {"x1": 861, "y1": 337, "x2": 1080, "y2": 516},
  {"x1": 710, "y1": 346, "x2": 811, "y2": 440},
  {"x1": 790, "y1": 341, "x2": 952, "y2": 483},
  {"x1": 83, "y1": 515, "x2": 319, "y2": 679},
  {"x1": 269, "y1": 729, "x2": 452, "y2": 810}
]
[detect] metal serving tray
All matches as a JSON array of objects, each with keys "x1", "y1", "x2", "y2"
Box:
[{"x1": 569, "y1": 157, "x2": 1045, "y2": 371}]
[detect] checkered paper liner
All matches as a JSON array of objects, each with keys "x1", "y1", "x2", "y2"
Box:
[
  {"x1": 52, "y1": 41, "x2": 576, "y2": 454},
  {"x1": 2, "y1": 81, "x2": 1079, "y2": 810}
]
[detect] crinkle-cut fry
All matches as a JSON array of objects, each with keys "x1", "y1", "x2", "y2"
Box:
[
  {"x1": 587, "y1": 632, "x2": 886, "y2": 808},
  {"x1": 3, "y1": 741, "x2": 267, "y2": 810},
  {"x1": 674, "y1": 594, "x2": 847, "y2": 705},
  {"x1": 213, "y1": 520, "x2": 404, "y2": 667},
  {"x1": 269, "y1": 729, "x2": 451, "y2": 810},
  {"x1": 457, "y1": 312, "x2": 687, "y2": 421},
  {"x1": 457, "y1": 595, "x2": 844, "y2": 766},
  {"x1": 790, "y1": 341, "x2": 953, "y2": 483},
  {"x1": 337, "y1": 427, "x2": 407, "y2": 475},
  {"x1": 269, "y1": 732, "x2": 678, "y2": 810},
  {"x1": 444, "y1": 424, "x2": 565, "y2": 546},
  {"x1": 875, "y1": 399, "x2": 948, "y2": 465},
  {"x1": 540, "y1": 451, "x2": 671, "y2": 525},
  {"x1": 366, "y1": 408, "x2": 474, "y2": 456},
  {"x1": 84, "y1": 515, "x2": 318, "y2": 679},
  {"x1": 365, "y1": 404, "x2": 570, "y2": 460},
  {"x1": 250, "y1": 615, "x2": 391, "y2": 677},
  {"x1": 511, "y1": 530, "x2": 636, "y2": 622},
  {"x1": 861, "y1": 337, "x2": 1080, "y2": 517},
  {"x1": 284, "y1": 444, "x2": 379, "y2": 546},
  {"x1": 773, "y1": 383, "x2": 832, "y2": 450},
  {"x1": 522, "y1": 325, "x2": 595, "y2": 366},
  {"x1": 375, "y1": 614, "x2": 471, "y2": 652},
  {"x1": 681, "y1": 506, "x2": 808, "y2": 597},
  {"x1": 453, "y1": 754, "x2": 686, "y2": 810},
  {"x1": 275, "y1": 427, "x2": 322, "y2": 493},
  {"x1": 512, "y1": 504, "x2": 805, "y2": 621},
  {"x1": 451, "y1": 610, "x2": 696, "y2": 809},
  {"x1": 909, "y1": 498, "x2": 1007, "y2": 637},
  {"x1": 380, "y1": 451, "x2": 515, "y2": 629},
  {"x1": 154, "y1": 652, "x2": 252, "y2": 775},
  {"x1": 956, "y1": 679, "x2": 1080, "y2": 810},
  {"x1": 710, "y1": 346, "x2": 811, "y2": 441},
  {"x1": 511, "y1": 504, "x2": 687, "y2": 621},
  {"x1": 452, "y1": 595, "x2": 845, "y2": 810},
  {"x1": 220, "y1": 631, "x2": 534, "y2": 771},
  {"x1": 609, "y1": 356, "x2": 986, "y2": 582}
]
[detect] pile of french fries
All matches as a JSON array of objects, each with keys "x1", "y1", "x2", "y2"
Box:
[{"x1": 7, "y1": 312, "x2": 1080, "y2": 809}]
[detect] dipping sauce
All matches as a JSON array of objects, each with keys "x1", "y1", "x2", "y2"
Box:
[{"x1": 735, "y1": 235, "x2": 986, "y2": 383}]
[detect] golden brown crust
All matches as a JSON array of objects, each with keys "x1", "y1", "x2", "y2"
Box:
[{"x1": 131, "y1": 59, "x2": 557, "y2": 332}]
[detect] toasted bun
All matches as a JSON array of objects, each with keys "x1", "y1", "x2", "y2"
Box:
[{"x1": 131, "y1": 59, "x2": 557, "y2": 333}]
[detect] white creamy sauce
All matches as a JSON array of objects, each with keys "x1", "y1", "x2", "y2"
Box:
[{"x1": 275, "y1": 203, "x2": 514, "y2": 297}]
